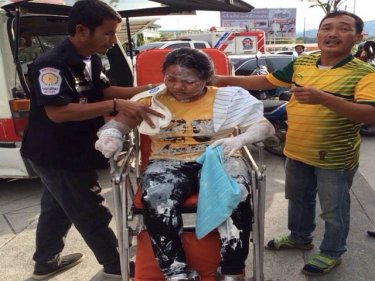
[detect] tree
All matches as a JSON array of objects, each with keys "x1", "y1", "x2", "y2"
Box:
[{"x1": 300, "y1": 0, "x2": 346, "y2": 14}]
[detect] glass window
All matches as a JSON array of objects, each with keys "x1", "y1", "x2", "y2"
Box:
[
  {"x1": 135, "y1": 42, "x2": 165, "y2": 51},
  {"x1": 234, "y1": 58, "x2": 257, "y2": 75},
  {"x1": 266, "y1": 56, "x2": 294, "y2": 72},
  {"x1": 167, "y1": 43, "x2": 190, "y2": 49},
  {"x1": 194, "y1": 42, "x2": 208, "y2": 49},
  {"x1": 233, "y1": 55, "x2": 294, "y2": 75},
  {"x1": 18, "y1": 34, "x2": 65, "y2": 73}
]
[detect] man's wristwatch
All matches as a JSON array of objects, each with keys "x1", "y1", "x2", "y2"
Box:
[{"x1": 109, "y1": 98, "x2": 118, "y2": 116}]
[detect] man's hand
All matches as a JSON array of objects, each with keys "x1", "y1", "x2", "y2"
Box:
[
  {"x1": 116, "y1": 99, "x2": 164, "y2": 128},
  {"x1": 212, "y1": 75, "x2": 229, "y2": 87},
  {"x1": 291, "y1": 86, "x2": 331, "y2": 105}
]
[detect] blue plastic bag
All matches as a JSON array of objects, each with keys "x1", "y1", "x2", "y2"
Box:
[{"x1": 195, "y1": 146, "x2": 241, "y2": 239}]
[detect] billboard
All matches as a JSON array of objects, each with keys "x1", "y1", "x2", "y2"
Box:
[{"x1": 221, "y1": 8, "x2": 297, "y2": 38}]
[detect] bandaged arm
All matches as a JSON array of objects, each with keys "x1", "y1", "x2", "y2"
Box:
[
  {"x1": 209, "y1": 119, "x2": 275, "y2": 155},
  {"x1": 95, "y1": 115, "x2": 135, "y2": 160}
]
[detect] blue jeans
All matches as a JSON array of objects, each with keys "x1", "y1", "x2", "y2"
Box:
[
  {"x1": 27, "y1": 159, "x2": 120, "y2": 271},
  {"x1": 285, "y1": 158, "x2": 358, "y2": 258}
]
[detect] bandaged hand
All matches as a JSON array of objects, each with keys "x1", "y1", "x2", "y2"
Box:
[
  {"x1": 97, "y1": 119, "x2": 130, "y2": 136},
  {"x1": 95, "y1": 127, "x2": 124, "y2": 160},
  {"x1": 209, "y1": 119, "x2": 275, "y2": 155},
  {"x1": 209, "y1": 137, "x2": 244, "y2": 156}
]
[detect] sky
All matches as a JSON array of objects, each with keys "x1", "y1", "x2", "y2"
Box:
[{"x1": 136, "y1": 0, "x2": 374, "y2": 32}]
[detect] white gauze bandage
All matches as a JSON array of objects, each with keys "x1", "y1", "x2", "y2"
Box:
[
  {"x1": 95, "y1": 119, "x2": 131, "y2": 160},
  {"x1": 209, "y1": 119, "x2": 275, "y2": 155}
]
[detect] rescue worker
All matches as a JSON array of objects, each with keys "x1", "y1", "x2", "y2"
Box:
[{"x1": 21, "y1": 0, "x2": 162, "y2": 280}]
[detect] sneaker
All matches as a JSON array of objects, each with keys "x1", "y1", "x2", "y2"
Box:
[
  {"x1": 265, "y1": 235, "x2": 314, "y2": 250},
  {"x1": 32, "y1": 253, "x2": 84, "y2": 280}
]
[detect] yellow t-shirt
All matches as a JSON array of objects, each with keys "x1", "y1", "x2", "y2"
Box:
[
  {"x1": 267, "y1": 54, "x2": 375, "y2": 169},
  {"x1": 139, "y1": 87, "x2": 231, "y2": 161}
]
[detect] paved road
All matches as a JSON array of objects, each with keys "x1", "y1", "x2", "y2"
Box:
[{"x1": 0, "y1": 137, "x2": 374, "y2": 281}]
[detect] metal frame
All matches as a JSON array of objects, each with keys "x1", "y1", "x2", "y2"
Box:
[{"x1": 241, "y1": 144, "x2": 266, "y2": 281}]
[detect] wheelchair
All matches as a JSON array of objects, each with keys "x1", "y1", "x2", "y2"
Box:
[{"x1": 109, "y1": 49, "x2": 267, "y2": 281}]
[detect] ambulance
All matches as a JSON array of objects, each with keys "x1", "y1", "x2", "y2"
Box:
[
  {"x1": 0, "y1": 0, "x2": 253, "y2": 178},
  {"x1": 184, "y1": 30, "x2": 266, "y2": 54}
]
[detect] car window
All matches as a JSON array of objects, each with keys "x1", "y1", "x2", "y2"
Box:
[
  {"x1": 194, "y1": 42, "x2": 209, "y2": 49},
  {"x1": 233, "y1": 55, "x2": 293, "y2": 75},
  {"x1": 136, "y1": 42, "x2": 165, "y2": 51},
  {"x1": 265, "y1": 56, "x2": 293, "y2": 72},
  {"x1": 233, "y1": 58, "x2": 257, "y2": 75},
  {"x1": 167, "y1": 43, "x2": 190, "y2": 49},
  {"x1": 18, "y1": 34, "x2": 66, "y2": 77}
]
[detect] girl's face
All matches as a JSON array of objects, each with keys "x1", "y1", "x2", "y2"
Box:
[{"x1": 163, "y1": 65, "x2": 209, "y2": 102}]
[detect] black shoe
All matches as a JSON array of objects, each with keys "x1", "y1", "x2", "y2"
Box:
[
  {"x1": 368, "y1": 230, "x2": 375, "y2": 237},
  {"x1": 103, "y1": 261, "x2": 122, "y2": 279},
  {"x1": 103, "y1": 270, "x2": 122, "y2": 279},
  {"x1": 32, "y1": 253, "x2": 84, "y2": 280}
]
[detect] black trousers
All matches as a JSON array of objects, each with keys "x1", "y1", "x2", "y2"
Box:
[
  {"x1": 28, "y1": 159, "x2": 120, "y2": 272},
  {"x1": 140, "y1": 157, "x2": 252, "y2": 277}
]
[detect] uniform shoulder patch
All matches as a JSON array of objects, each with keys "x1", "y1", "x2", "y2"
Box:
[{"x1": 38, "y1": 67, "x2": 62, "y2": 96}]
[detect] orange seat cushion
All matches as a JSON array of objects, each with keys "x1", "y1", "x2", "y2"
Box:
[{"x1": 134, "y1": 230, "x2": 220, "y2": 281}]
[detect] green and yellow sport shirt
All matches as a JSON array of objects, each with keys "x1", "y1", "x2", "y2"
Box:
[{"x1": 266, "y1": 54, "x2": 375, "y2": 169}]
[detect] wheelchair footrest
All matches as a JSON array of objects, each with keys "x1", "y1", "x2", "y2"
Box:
[{"x1": 133, "y1": 230, "x2": 220, "y2": 281}]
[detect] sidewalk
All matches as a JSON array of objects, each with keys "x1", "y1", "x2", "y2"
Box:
[
  {"x1": 0, "y1": 138, "x2": 374, "y2": 281},
  {"x1": 258, "y1": 142, "x2": 375, "y2": 281}
]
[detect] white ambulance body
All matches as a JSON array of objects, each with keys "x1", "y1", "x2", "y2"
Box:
[
  {"x1": 0, "y1": 1, "x2": 134, "y2": 178},
  {"x1": 0, "y1": 7, "x2": 33, "y2": 178},
  {"x1": 0, "y1": 0, "x2": 253, "y2": 179},
  {"x1": 185, "y1": 31, "x2": 266, "y2": 55}
]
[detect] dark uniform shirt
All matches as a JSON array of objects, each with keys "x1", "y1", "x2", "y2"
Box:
[{"x1": 21, "y1": 38, "x2": 110, "y2": 171}]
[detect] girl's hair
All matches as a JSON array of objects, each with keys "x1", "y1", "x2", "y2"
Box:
[{"x1": 162, "y1": 48, "x2": 214, "y2": 82}]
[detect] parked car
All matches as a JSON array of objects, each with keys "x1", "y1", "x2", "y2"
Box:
[
  {"x1": 305, "y1": 50, "x2": 321, "y2": 55},
  {"x1": 274, "y1": 50, "x2": 298, "y2": 58},
  {"x1": 228, "y1": 53, "x2": 295, "y2": 100},
  {"x1": 230, "y1": 53, "x2": 295, "y2": 76},
  {"x1": 134, "y1": 40, "x2": 211, "y2": 54}
]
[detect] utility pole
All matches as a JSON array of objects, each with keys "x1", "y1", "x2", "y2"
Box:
[
  {"x1": 303, "y1": 17, "x2": 306, "y2": 44},
  {"x1": 353, "y1": 0, "x2": 356, "y2": 13}
]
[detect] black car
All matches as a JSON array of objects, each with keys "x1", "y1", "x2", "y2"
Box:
[
  {"x1": 229, "y1": 54, "x2": 295, "y2": 99},
  {"x1": 230, "y1": 54, "x2": 295, "y2": 76}
]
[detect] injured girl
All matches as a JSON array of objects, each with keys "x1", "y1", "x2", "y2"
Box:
[{"x1": 95, "y1": 47, "x2": 274, "y2": 281}]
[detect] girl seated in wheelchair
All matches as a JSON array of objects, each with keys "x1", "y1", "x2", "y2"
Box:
[{"x1": 95, "y1": 48, "x2": 274, "y2": 281}]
